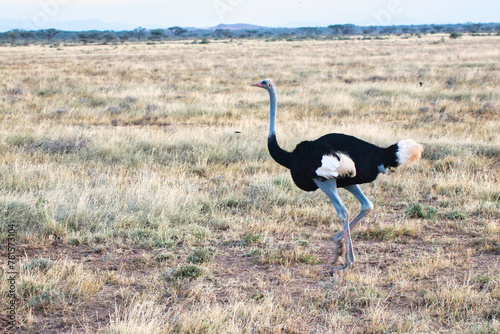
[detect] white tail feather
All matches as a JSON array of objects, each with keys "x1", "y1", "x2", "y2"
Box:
[
  {"x1": 316, "y1": 153, "x2": 356, "y2": 179},
  {"x1": 397, "y1": 139, "x2": 423, "y2": 165}
]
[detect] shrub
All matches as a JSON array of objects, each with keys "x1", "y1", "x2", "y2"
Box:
[
  {"x1": 406, "y1": 202, "x2": 424, "y2": 218},
  {"x1": 187, "y1": 248, "x2": 213, "y2": 265},
  {"x1": 241, "y1": 232, "x2": 264, "y2": 244},
  {"x1": 406, "y1": 202, "x2": 437, "y2": 219},
  {"x1": 169, "y1": 264, "x2": 205, "y2": 280},
  {"x1": 27, "y1": 138, "x2": 90, "y2": 155},
  {"x1": 355, "y1": 226, "x2": 417, "y2": 241},
  {"x1": 22, "y1": 258, "x2": 54, "y2": 274},
  {"x1": 445, "y1": 210, "x2": 467, "y2": 220},
  {"x1": 259, "y1": 243, "x2": 322, "y2": 265},
  {"x1": 154, "y1": 252, "x2": 174, "y2": 263}
]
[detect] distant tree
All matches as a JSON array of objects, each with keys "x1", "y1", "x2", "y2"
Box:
[
  {"x1": 6, "y1": 30, "x2": 20, "y2": 45},
  {"x1": 481, "y1": 25, "x2": 492, "y2": 33},
  {"x1": 77, "y1": 32, "x2": 100, "y2": 44},
  {"x1": 78, "y1": 32, "x2": 90, "y2": 44},
  {"x1": 149, "y1": 29, "x2": 166, "y2": 40},
  {"x1": 118, "y1": 32, "x2": 134, "y2": 43},
  {"x1": 445, "y1": 26, "x2": 457, "y2": 34},
  {"x1": 19, "y1": 30, "x2": 35, "y2": 40},
  {"x1": 362, "y1": 26, "x2": 377, "y2": 35},
  {"x1": 134, "y1": 27, "x2": 147, "y2": 40},
  {"x1": 381, "y1": 26, "x2": 397, "y2": 35},
  {"x1": 327, "y1": 24, "x2": 343, "y2": 35},
  {"x1": 465, "y1": 23, "x2": 482, "y2": 34},
  {"x1": 328, "y1": 24, "x2": 356, "y2": 36},
  {"x1": 102, "y1": 32, "x2": 118, "y2": 44},
  {"x1": 432, "y1": 25, "x2": 444, "y2": 33},
  {"x1": 240, "y1": 30, "x2": 258, "y2": 38},
  {"x1": 449, "y1": 32, "x2": 461, "y2": 39},
  {"x1": 214, "y1": 29, "x2": 233, "y2": 38},
  {"x1": 168, "y1": 26, "x2": 188, "y2": 37},
  {"x1": 299, "y1": 27, "x2": 321, "y2": 36},
  {"x1": 341, "y1": 24, "x2": 356, "y2": 35},
  {"x1": 43, "y1": 28, "x2": 60, "y2": 41}
]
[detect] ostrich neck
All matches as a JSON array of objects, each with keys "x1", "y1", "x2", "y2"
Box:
[
  {"x1": 267, "y1": 87, "x2": 292, "y2": 169},
  {"x1": 269, "y1": 88, "x2": 277, "y2": 138}
]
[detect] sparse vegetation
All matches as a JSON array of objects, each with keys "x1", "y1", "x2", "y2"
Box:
[
  {"x1": 168, "y1": 264, "x2": 206, "y2": 281},
  {"x1": 186, "y1": 248, "x2": 214, "y2": 265},
  {"x1": 405, "y1": 202, "x2": 438, "y2": 219},
  {"x1": 0, "y1": 35, "x2": 498, "y2": 333}
]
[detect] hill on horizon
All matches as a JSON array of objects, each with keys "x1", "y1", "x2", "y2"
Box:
[{"x1": 208, "y1": 23, "x2": 266, "y2": 30}]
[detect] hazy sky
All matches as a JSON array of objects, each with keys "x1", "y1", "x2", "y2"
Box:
[{"x1": 0, "y1": 0, "x2": 498, "y2": 30}]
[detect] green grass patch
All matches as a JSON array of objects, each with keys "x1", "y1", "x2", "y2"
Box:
[
  {"x1": 406, "y1": 202, "x2": 438, "y2": 219},
  {"x1": 187, "y1": 248, "x2": 214, "y2": 265},
  {"x1": 355, "y1": 225, "x2": 417, "y2": 241},
  {"x1": 445, "y1": 210, "x2": 467, "y2": 220},
  {"x1": 169, "y1": 264, "x2": 205, "y2": 281}
]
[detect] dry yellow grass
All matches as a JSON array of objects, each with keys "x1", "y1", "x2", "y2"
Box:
[{"x1": 0, "y1": 35, "x2": 499, "y2": 333}]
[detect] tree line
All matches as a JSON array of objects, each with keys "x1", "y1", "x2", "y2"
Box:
[{"x1": 1, "y1": 23, "x2": 499, "y2": 46}]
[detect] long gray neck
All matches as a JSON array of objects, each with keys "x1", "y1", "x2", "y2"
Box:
[
  {"x1": 266, "y1": 86, "x2": 292, "y2": 169},
  {"x1": 268, "y1": 88, "x2": 277, "y2": 138}
]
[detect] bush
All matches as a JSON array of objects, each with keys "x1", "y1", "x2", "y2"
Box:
[
  {"x1": 445, "y1": 210, "x2": 467, "y2": 220},
  {"x1": 405, "y1": 202, "x2": 437, "y2": 219},
  {"x1": 169, "y1": 264, "x2": 205, "y2": 280},
  {"x1": 22, "y1": 258, "x2": 54, "y2": 274},
  {"x1": 406, "y1": 202, "x2": 424, "y2": 218},
  {"x1": 187, "y1": 248, "x2": 213, "y2": 265}
]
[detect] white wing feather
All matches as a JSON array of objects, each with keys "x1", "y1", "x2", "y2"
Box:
[{"x1": 316, "y1": 153, "x2": 356, "y2": 179}]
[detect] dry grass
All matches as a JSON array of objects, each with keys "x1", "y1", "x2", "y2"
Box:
[{"x1": 0, "y1": 35, "x2": 499, "y2": 333}]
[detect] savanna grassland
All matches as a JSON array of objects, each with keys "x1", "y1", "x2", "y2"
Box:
[{"x1": 0, "y1": 35, "x2": 499, "y2": 333}]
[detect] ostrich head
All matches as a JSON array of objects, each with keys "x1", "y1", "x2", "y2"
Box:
[{"x1": 252, "y1": 79, "x2": 274, "y2": 90}]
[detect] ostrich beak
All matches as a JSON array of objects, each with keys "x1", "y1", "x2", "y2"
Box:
[{"x1": 252, "y1": 82, "x2": 264, "y2": 87}]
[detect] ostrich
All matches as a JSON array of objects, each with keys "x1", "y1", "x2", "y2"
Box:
[{"x1": 253, "y1": 79, "x2": 423, "y2": 273}]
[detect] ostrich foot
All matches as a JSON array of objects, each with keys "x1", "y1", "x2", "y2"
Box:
[
  {"x1": 327, "y1": 262, "x2": 352, "y2": 275},
  {"x1": 332, "y1": 239, "x2": 345, "y2": 265}
]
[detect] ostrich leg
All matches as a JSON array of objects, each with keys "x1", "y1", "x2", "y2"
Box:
[
  {"x1": 333, "y1": 184, "x2": 374, "y2": 243},
  {"x1": 313, "y1": 179, "x2": 355, "y2": 272}
]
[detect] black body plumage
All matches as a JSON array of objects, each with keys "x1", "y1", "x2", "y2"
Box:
[{"x1": 269, "y1": 133, "x2": 399, "y2": 192}]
